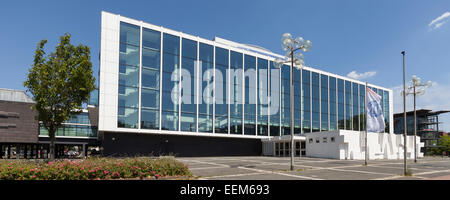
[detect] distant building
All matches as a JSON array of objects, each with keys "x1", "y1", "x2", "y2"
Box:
[
  {"x1": 0, "y1": 88, "x2": 99, "y2": 159},
  {"x1": 394, "y1": 109, "x2": 450, "y2": 155}
]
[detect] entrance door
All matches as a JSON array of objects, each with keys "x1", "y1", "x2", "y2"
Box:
[
  {"x1": 301, "y1": 141, "x2": 306, "y2": 156},
  {"x1": 295, "y1": 142, "x2": 301, "y2": 157}
]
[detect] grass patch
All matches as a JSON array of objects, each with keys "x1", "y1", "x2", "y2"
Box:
[
  {"x1": 404, "y1": 170, "x2": 413, "y2": 176},
  {"x1": 0, "y1": 157, "x2": 192, "y2": 180}
]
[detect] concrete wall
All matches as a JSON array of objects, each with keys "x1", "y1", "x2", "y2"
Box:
[
  {"x1": 305, "y1": 130, "x2": 424, "y2": 160},
  {"x1": 99, "y1": 11, "x2": 120, "y2": 132}
]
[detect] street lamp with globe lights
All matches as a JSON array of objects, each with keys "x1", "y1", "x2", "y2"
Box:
[
  {"x1": 274, "y1": 33, "x2": 312, "y2": 171},
  {"x1": 403, "y1": 75, "x2": 432, "y2": 163}
]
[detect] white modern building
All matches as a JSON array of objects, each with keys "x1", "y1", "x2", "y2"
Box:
[{"x1": 98, "y1": 11, "x2": 423, "y2": 159}]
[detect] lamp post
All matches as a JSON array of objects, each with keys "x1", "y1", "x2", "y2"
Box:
[
  {"x1": 274, "y1": 33, "x2": 311, "y2": 171},
  {"x1": 404, "y1": 75, "x2": 432, "y2": 163},
  {"x1": 401, "y1": 51, "x2": 407, "y2": 176}
]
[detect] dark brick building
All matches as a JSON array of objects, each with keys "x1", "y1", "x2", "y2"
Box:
[
  {"x1": 0, "y1": 88, "x2": 100, "y2": 159},
  {"x1": 0, "y1": 88, "x2": 39, "y2": 158}
]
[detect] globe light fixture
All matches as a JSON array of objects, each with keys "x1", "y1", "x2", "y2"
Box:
[
  {"x1": 404, "y1": 75, "x2": 432, "y2": 163},
  {"x1": 276, "y1": 33, "x2": 312, "y2": 171}
]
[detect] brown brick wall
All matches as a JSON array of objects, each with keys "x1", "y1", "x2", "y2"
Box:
[{"x1": 0, "y1": 101, "x2": 38, "y2": 143}]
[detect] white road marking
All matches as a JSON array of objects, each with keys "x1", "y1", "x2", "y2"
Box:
[
  {"x1": 189, "y1": 166, "x2": 230, "y2": 170},
  {"x1": 237, "y1": 166, "x2": 323, "y2": 180},
  {"x1": 199, "y1": 172, "x2": 267, "y2": 180},
  {"x1": 177, "y1": 157, "x2": 450, "y2": 180}
]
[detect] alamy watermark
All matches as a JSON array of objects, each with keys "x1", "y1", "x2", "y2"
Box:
[{"x1": 168, "y1": 61, "x2": 280, "y2": 115}]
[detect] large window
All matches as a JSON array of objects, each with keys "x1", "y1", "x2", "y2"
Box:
[
  {"x1": 280, "y1": 65, "x2": 291, "y2": 135},
  {"x1": 198, "y1": 43, "x2": 213, "y2": 133},
  {"x1": 360, "y1": 84, "x2": 366, "y2": 131},
  {"x1": 39, "y1": 124, "x2": 97, "y2": 137},
  {"x1": 118, "y1": 22, "x2": 140, "y2": 128},
  {"x1": 337, "y1": 79, "x2": 344, "y2": 130},
  {"x1": 161, "y1": 33, "x2": 180, "y2": 131},
  {"x1": 321, "y1": 74, "x2": 328, "y2": 131},
  {"x1": 141, "y1": 28, "x2": 161, "y2": 130},
  {"x1": 257, "y1": 58, "x2": 269, "y2": 136},
  {"x1": 215, "y1": 47, "x2": 229, "y2": 134},
  {"x1": 244, "y1": 55, "x2": 256, "y2": 135},
  {"x1": 352, "y1": 82, "x2": 359, "y2": 131},
  {"x1": 302, "y1": 69, "x2": 311, "y2": 133},
  {"x1": 180, "y1": 38, "x2": 197, "y2": 132},
  {"x1": 293, "y1": 68, "x2": 301, "y2": 134},
  {"x1": 311, "y1": 72, "x2": 320, "y2": 132},
  {"x1": 269, "y1": 61, "x2": 280, "y2": 136},
  {"x1": 329, "y1": 77, "x2": 337, "y2": 130},
  {"x1": 230, "y1": 51, "x2": 243, "y2": 134},
  {"x1": 345, "y1": 81, "x2": 352, "y2": 130}
]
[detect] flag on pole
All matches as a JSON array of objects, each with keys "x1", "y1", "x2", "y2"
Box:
[{"x1": 366, "y1": 87, "x2": 385, "y2": 133}]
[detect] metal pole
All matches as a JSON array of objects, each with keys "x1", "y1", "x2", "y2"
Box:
[
  {"x1": 414, "y1": 86, "x2": 417, "y2": 163},
  {"x1": 402, "y1": 50, "x2": 408, "y2": 175},
  {"x1": 365, "y1": 82, "x2": 368, "y2": 166},
  {"x1": 290, "y1": 49, "x2": 295, "y2": 171}
]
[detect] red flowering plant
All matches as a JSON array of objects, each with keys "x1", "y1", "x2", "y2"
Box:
[{"x1": 0, "y1": 157, "x2": 191, "y2": 180}]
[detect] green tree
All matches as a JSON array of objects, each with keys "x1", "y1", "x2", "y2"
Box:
[
  {"x1": 24, "y1": 33, "x2": 95, "y2": 161},
  {"x1": 438, "y1": 135, "x2": 450, "y2": 155}
]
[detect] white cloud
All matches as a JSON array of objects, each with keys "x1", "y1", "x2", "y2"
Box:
[
  {"x1": 429, "y1": 12, "x2": 450, "y2": 30},
  {"x1": 390, "y1": 81, "x2": 450, "y2": 132},
  {"x1": 346, "y1": 70, "x2": 376, "y2": 80}
]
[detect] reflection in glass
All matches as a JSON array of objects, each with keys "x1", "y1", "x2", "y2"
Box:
[{"x1": 302, "y1": 69, "x2": 311, "y2": 133}]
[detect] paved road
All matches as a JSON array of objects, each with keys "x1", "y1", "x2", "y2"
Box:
[{"x1": 177, "y1": 156, "x2": 450, "y2": 180}]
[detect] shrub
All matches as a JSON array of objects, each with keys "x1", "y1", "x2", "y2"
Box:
[{"x1": 0, "y1": 157, "x2": 191, "y2": 180}]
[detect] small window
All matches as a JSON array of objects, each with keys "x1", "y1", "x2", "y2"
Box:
[
  {"x1": 309, "y1": 138, "x2": 313, "y2": 143},
  {"x1": 315, "y1": 138, "x2": 320, "y2": 143},
  {"x1": 323, "y1": 137, "x2": 327, "y2": 143},
  {"x1": 331, "y1": 137, "x2": 335, "y2": 143}
]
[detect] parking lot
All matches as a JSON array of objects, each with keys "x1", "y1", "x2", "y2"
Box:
[{"x1": 177, "y1": 156, "x2": 450, "y2": 180}]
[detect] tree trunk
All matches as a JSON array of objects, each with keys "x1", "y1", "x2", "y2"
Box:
[{"x1": 49, "y1": 128, "x2": 56, "y2": 161}]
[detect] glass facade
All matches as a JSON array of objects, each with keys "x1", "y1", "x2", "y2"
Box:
[
  {"x1": 180, "y1": 38, "x2": 197, "y2": 132},
  {"x1": 257, "y1": 58, "x2": 269, "y2": 136},
  {"x1": 39, "y1": 113, "x2": 97, "y2": 137},
  {"x1": 214, "y1": 47, "x2": 228, "y2": 134},
  {"x1": 301, "y1": 70, "x2": 311, "y2": 133},
  {"x1": 329, "y1": 77, "x2": 337, "y2": 130},
  {"x1": 320, "y1": 74, "x2": 328, "y2": 131},
  {"x1": 141, "y1": 28, "x2": 161, "y2": 130},
  {"x1": 118, "y1": 22, "x2": 140, "y2": 128},
  {"x1": 269, "y1": 61, "x2": 280, "y2": 136},
  {"x1": 230, "y1": 51, "x2": 243, "y2": 134},
  {"x1": 115, "y1": 20, "x2": 392, "y2": 136},
  {"x1": 244, "y1": 55, "x2": 256, "y2": 135},
  {"x1": 281, "y1": 65, "x2": 290, "y2": 135}
]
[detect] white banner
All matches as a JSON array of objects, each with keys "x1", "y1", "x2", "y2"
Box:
[{"x1": 366, "y1": 87, "x2": 385, "y2": 133}]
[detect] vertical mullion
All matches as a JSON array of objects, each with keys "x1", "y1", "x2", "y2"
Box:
[
  {"x1": 344, "y1": 80, "x2": 346, "y2": 130},
  {"x1": 228, "y1": 49, "x2": 231, "y2": 134},
  {"x1": 279, "y1": 64, "x2": 282, "y2": 136},
  {"x1": 267, "y1": 59, "x2": 271, "y2": 136},
  {"x1": 319, "y1": 74, "x2": 321, "y2": 131},
  {"x1": 196, "y1": 38, "x2": 199, "y2": 134},
  {"x1": 159, "y1": 31, "x2": 163, "y2": 131},
  {"x1": 255, "y1": 58, "x2": 258, "y2": 136},
  {"x1": 328, "y1": 76, "x2": 330, "y2": 131},
  {"x1": 213, "y1": 46, "x2": 216, "y2": 134},
  {"x1": 138, "y1": 25, "x2": 142, "y2": 130},
  {"x1": 300, "y1": 68, "x2": 303, "y2": 134},
  {"x1": 310, "y1": 71, "x2": 312, "y2": 133},
  {"x1": 242, "y1": 53, "x2": 245, "y2": 135},
  {"x1": 178, "y1": 35, "x2": 182, "y2": 132}
]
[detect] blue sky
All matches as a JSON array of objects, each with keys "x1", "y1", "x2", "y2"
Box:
[{"x1": 1, "y1": 0, "x2": 450, "y2": 131}]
